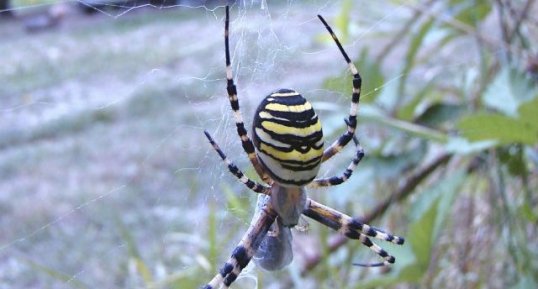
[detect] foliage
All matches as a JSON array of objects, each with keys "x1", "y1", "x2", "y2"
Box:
[
  {"x1": 318, "y1": 0, "x2": 538, "y2": 288},
  {"x1": 3, "y1": 1, "x2": 537, "y2": 289}
]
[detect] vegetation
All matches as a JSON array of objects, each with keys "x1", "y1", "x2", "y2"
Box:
[
  {"x1": 1, "y1": 1, "x2": 536, "y2": 289},
  {"x1": 317, "y1": 0, "x2": 538, "y2": 288}
]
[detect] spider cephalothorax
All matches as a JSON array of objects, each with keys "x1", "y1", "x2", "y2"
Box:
[{"x1": 201, "y1": 6, "x2": 404, "y2": 289}]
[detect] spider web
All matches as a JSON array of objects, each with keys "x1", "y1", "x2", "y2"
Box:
[{"x1": 0, "y1": 0, "x2": 484, "y2": 288}]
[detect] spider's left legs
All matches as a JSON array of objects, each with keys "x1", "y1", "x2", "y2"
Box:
[
  {"x1": 224, "y1": 6, "x2": 270, "y2": 183},
  {"x1": 202, "y1": 201, "x2": 277, "y2": 289},
  {"x1": 204, "y1": 130, "x2": 270, "y2": 195},
  {"x1": 303, "y1": 198, "x2": 404, "y2": 266},
  {"x1": 318, "y1": 15, "x2": 362, "y2": 163},
  {"x1": 309, "y1": 133, "x2": 364, "y2": 188}
]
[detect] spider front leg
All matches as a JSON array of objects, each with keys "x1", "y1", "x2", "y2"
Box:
[
  {"x1": 224, "y1": 6, "x2": 271, "y2": 183},
  {"x1": 303, "y1": 198, "x2": 404, "y2": 267},
  {"x1": 204, "y1": 130, "x2": 270, "y2": 195},
  {"x1": 202, "y1": 200, "x2": 278, "y2": 289},
  {"x1": 318, "y1": 15, "x2": 362, "y2": 163},
  {"x1": 309, "y1": 132, "x2": 364, "y2": 188}
]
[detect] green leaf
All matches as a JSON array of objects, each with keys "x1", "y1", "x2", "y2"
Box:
[
  {"x1": 397, "y1": 80, "x2": 437, "y2": 121},
  {"x1": 518, "y1": 202, "x2": 538, "y2": 223},
  {"x1": 335, "y1": 0, "x2": 352, "y2": 43},
  {"x1": 444, "y1": 136, "x2": 496, "y2": 154},
  {"x1": 415, "y1": 103, "x2": 466, "y2": 128},
  {"x1": 448, "y1": 0, "x2": 492, "y2": 27},
  {"x1": 361, "y1": 170, "x2": 466, "y2": 287},
  {"x1": 483, "y1": 67, "x2": 538, "y2": 116},
  {"x1": 359, "y1": 104, "x2": 449, "y2": 143},
  {"x1": 407, "y1": 196, "x2": 438, "y2": 271},
  {"x1": 517, "y1": 95, "x2": 538, "y2": 131},
  {"x1": 498, "y1": 145, "x2": 528, "y2": 177},
  {"x1": 458, "y1": 113, "x2": 538, "y2": 145},
  {"x1": 323, "y1": 49, "x2": 385, "y2": 103},
  {"x1": 397, "y1": 18, "x2": 435, "y2": 101}
]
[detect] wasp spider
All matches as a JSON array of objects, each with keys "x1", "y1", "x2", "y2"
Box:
[{"x1": 201, "y1": 6, "x2": 404, "y2": 289}]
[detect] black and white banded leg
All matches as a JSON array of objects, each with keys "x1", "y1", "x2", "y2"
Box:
[
  {"x1": 317, "y1": 15, "x2": 362, "y2": 163},
  {"x1": 204, "y1": 130, "x2": 270, "y2": 195},
  {"x1": 303, "y1": 199, "x2": 404, "y2": 267},
  {"x1": 224, "y1": 6, "x2": 271, "y2": 183},
  {"x1": 309, "y1": 134, "x2": 364, "y2": 188},
  {"x1": 202, "y1": 202, "x2": 278, "y2": 289}
]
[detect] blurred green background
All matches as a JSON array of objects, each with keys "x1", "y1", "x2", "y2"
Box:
[{"x1": 1, "y1": 0, "x2": 537, "y2": 288}]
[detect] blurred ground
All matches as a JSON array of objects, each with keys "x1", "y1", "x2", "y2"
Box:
[{"x1": 1, "y1": 2, "x2": 385, "y2": 288}]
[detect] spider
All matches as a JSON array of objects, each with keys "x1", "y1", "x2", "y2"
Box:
[{"x1": 201, "y1": 6, "x2": 404, "y2": 289}]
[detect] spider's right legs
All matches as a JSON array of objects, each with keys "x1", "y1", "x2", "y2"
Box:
[
  {"x1": 317, "y1": 15, "x2": 362, "y2": 163},
  {"x1": 303, "y1": 198, "x2": 404, "y2": 267},
  {"x1": 201, "y1": 199, "x2": 277, "y2": 289},
  {"x1": 224, "y1": 6, "x2": 270, "y2": 183},
  {"x1": 309, "y1": 133, "x2": 364, "y2": 188}
]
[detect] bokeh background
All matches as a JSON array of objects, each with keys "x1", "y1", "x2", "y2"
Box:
[{"x1": 1, "y1": 0, "x2": 537, "y2": 288}]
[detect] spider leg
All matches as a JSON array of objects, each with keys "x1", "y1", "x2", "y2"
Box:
[
  {"x1": 204, "y1": 130, "x2": 270, "y2": 195},
  {"x1": 303, "y1": 198, "x2": 404, "y2": 266},
  {"x1": 202, "y1": 200, "x2": 278, "y2": 289},
  {"x1": 317, "y1": 15, "x2": 362, "y2": 163},
  {"x1": 309, "y1": 132, "x2": 364, "y2": 188},
  {"x1": 224, "y1": 6, "x2": 271, "y2": 183}
]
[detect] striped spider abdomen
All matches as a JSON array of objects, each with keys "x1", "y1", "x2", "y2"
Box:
[{"x1": 252, "y1": 88, "x2": 324, "y2": 187}]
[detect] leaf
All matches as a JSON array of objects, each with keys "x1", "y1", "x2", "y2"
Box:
[
  {"x1": 366, "y1": 141, "x2": 427, "y2": 180},
  {"x1": 518, "y1": 202, "x2": 538, "y2": 223},
  {"x1": 458, "y1": 113, "x2": 538, "y2": 145},
  {"x1": 498, "y1": 145, "x2": 528, "y2": 177},
  {"x1": 324, "y1": 49, "x2": 385, "y2": 103},
  {"x1": 335, "y1": 0, "x2": 352, "y2": 43},
  {"x1": 397, "y1": 18, "x2": 435, "y2": 101},
  {"x1": 448, "y1": 0, "x2": 492, "y2": 27},
  {"x1": 414, "y1": 103, "x2": 466, "y2": 128},
  {"x1": 482, "y1": 67, "x2": 538, "y2": 117},
  {"x1": 397, "y1": 80, "x2": 437, "y2": 121},
  {"x1": 361, "y1": 170, "x2": 466, "y2": 287},
  {"x1": 517, "y1": 95, "x2": 538, "y2": 131},
  {"x1": 359, "y1": 104, "x2": 449, "y2": 143},
  {"x1": 444, "y1": 136, "x2": 496, "y2": 154}
]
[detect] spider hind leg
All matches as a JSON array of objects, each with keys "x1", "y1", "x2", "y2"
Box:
[
  {"x1": 202, "y1": 201, "x2": 277, "y2": 289},
  {"x1": 303, "y1": 199, "x2": 404, "y2": 266}
]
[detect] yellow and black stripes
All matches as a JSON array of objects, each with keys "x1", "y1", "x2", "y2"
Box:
[
  {"x1": 202, "y1": 202, "x2": 277, "y2": 289},
  {"x1": 224, "y1": 6, "x2": 271, "y2": 184},
  {"x1": 317, "y1": 15, "x2": 362, "y2": 163},
  {"x1": 309, "y1": 135, "x2": 364, "y2": 188},
  {"x1": 202, "y1": 7, "x2": 405, "y2": 288},
  {"x1": 252, "y1": 89, "x2": 324, "y2": 186},
  {"x1": 204, "y1": 131, "x2": 270, "y2": 195},
  {"x1": 303, "y1": 199, "x2": 404, "y2": 266}
]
